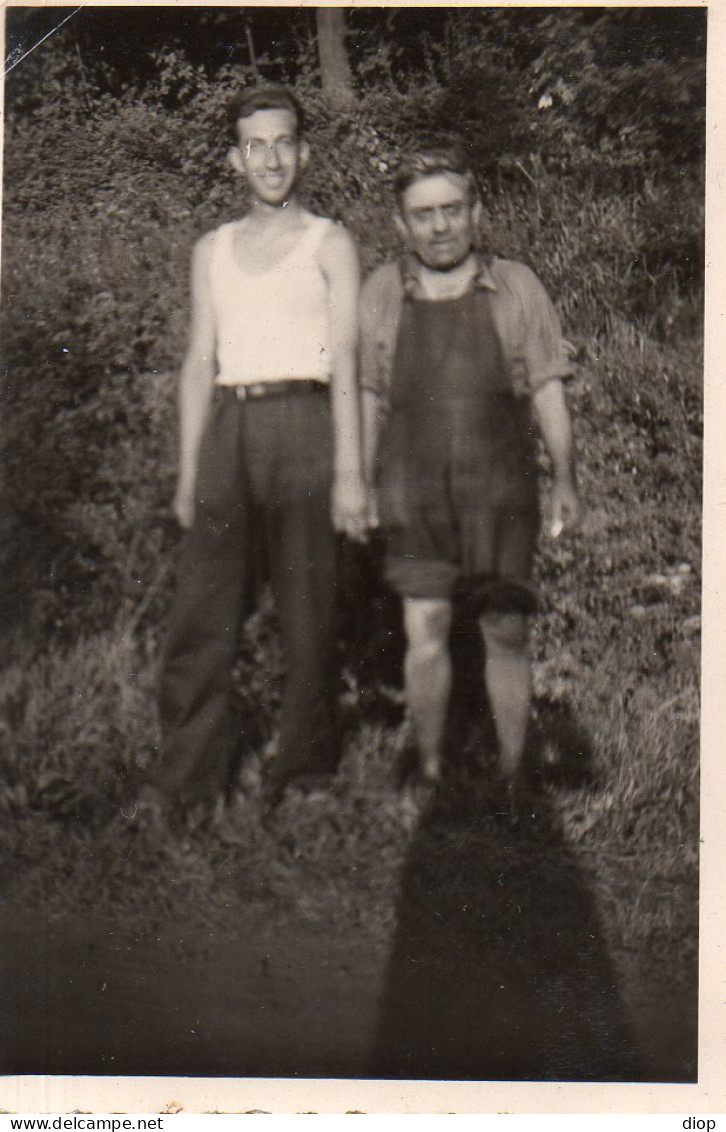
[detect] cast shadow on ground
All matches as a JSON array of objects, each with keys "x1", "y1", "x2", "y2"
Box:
[
  {"x1": 341, "y1": 545, "x2": 646, "y2": 1082},
  {"x1": 370, "y1": 781, "x2": 645, "y2": 1082}
]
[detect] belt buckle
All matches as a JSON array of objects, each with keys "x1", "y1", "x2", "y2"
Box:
[{"x1": 235, "y1": 385, "x2": 249, "y2": 401}]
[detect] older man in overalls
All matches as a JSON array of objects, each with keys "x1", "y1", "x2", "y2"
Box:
[{"x1": 361, "y1": 148, "x2": 579, "y2": 806}]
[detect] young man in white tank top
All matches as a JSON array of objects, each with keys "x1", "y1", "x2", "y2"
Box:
[{"x1": 155, "y1": 86, "x2": 367, "y2": 829}]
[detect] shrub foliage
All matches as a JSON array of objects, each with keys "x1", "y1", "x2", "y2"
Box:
[{"x1": 2, "y1": 9, "x2": 704, "y2": 643}]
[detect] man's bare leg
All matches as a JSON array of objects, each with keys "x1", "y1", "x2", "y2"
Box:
[
  {"x1": 479, "y1": 611, "x2": 531, "y2": 781},
  {"x1": 402, "y1": 597, "x2": 453, "y2": 781}
]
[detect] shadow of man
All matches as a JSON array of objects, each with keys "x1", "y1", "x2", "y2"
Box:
[
  {"x1": 339, "y1": 563, "x2": 645, "y2": 1081},
  {"x1": 371, "y1": 770, "x2": 644, "y2": 1082}
]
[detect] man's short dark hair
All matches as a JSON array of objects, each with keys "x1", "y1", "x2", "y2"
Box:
[
  {"x1": 228, "y1": 84, "x2": 305, "y2": 144},
  {"x1": 394, "y1": 147, "x2": 478, "y2": 206}
]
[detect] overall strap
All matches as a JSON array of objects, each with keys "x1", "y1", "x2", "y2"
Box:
[{"x1": 472, "y1": 288, "x2": 516, "y2": 395}]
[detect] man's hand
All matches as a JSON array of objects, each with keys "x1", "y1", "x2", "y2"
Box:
[
  {"x1": 549, "y1": 476, "x2": 580, "y2": 538},
  {"x1": 532, "y1": 379, "x2": 580, "y2": 539},
  {"x1": 173, "y1": 482, "x2": 195, "y2": 530},
  {"x1": 332, "y1": 473, "x2": 369, "y2": 543}
]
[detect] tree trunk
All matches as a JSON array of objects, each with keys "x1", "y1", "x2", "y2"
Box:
[
  {"x1": 316, "y1": 8, "x2": 355, "y2": 106},
  {"x1": 244, "y1": 22, "x2": 260, "y2": 78}
]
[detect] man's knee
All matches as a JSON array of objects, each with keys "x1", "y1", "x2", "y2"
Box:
[
  {"x1": 403, "y1": 597, "x2": 452, "y2": 657},
  {"x1": 479, "y1": 610, "x2": 529, "y2": 653}
]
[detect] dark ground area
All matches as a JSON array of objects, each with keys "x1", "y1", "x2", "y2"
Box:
[
  {"x1": 2, "y1": 780, "x2": 697, "y2": 1083},
  {"x1": 0, "y1": 571, "x2": 699, "y2": 1084}
]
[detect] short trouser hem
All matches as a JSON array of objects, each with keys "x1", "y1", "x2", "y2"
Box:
[{"x1": 384, "y1": 555, "x2": 539, "y2": 615}]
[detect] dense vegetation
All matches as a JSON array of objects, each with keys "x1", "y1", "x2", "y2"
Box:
[
  {"x1": 2, "y1": 7, "x2": 704, "y2": 639},
  {"x1": 1, "y1": 8, "x2": 703, "y2": 1015}
]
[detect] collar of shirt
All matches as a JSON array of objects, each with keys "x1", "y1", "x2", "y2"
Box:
[{"x1": 399, "y1": 250, "x2": 498, "y2": 299}]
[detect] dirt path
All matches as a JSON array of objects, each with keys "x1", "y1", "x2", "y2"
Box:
[
  {"x1": 2, "y1": 911, "x2": 384, "y2": 1078},
  {"x1": 2, "y1": 788, "x2": 697, "y2": 1083},
  {"x1": 2, "y1": 907, "x2": 695, "y2": 1083}
]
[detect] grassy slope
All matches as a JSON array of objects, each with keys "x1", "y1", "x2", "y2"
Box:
[{"x1": 0, "y1": 326, "x2": 701, "y2": 1001}]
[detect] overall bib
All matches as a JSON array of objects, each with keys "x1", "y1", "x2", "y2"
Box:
[{"x1": 377, "y1": 283, "x2": 540, "y2": 611}]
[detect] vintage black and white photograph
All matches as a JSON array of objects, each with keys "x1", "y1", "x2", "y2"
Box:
[{"x1": 1, "y1": 3, "x2": 704, "y2": 1091}]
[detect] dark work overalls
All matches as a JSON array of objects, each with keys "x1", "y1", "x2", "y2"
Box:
[{"x1": 377, "y1": 281, "x2": 540, "y2": 610}]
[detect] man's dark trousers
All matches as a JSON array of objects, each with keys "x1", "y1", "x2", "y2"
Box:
[{"x1": 157, "y1": 385, "x2": 338, "y2": 808}]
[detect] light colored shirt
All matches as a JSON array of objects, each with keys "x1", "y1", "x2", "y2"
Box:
[
  {"x1": 360, "y1": 252, "x2": 573, "y2": 403},
  {"x1": 209, "y1": 215, "x2": 333, "y2": 384}
]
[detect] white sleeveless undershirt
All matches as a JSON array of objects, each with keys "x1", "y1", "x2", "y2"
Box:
[{"x1": 209, "y1": 215, "x2": 333, "y2": 384}]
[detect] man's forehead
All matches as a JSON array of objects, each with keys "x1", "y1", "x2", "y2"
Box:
[
  {"x1": 401, "y1": 171, "x2": 471, "y2": 211},
  {"x1": 236, "y1": 107, "x2": 298, "y2": 141}
]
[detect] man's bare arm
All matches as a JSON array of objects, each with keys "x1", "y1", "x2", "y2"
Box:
[
  {"x1": 319, "y1": 224, "x2": 367, "y2": 540},
  {"x1": 361, "y1": 388, "x2": 384, "y2": 527},
  {"x1": 532, "y1": 378, "x2": 580, "y2": 534},
  {"x1": 174, "y1": 234, "x2": 217, "y2": 529}
]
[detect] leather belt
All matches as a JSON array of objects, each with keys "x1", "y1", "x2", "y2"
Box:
[{"x1": 219, "y1": 379, "x2": 329, "y2": 401}]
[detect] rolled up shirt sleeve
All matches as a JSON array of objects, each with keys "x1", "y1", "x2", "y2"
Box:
[{"x1": 515, "y1": 262, "x2": 574, "y2": 393}]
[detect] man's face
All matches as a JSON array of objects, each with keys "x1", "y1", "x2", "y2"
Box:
[
  {"x1": 396, "y1": 172, "x2": 480, "y2": 271},
  {"x1": 232, "y1": 108, "x2": 308, "y2": 206}
]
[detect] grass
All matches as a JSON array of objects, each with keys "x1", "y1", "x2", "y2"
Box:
[{"x1": 0, "y1": 328, "x2": 701, "y2": 1006}]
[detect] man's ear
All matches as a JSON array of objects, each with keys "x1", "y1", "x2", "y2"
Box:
[
  {"x1": 228, "y1": 146, "x2": 245, "y2": 176},
  {"x1": 472, "y1": 196, "x2": 483, "y2": 229},
  {"x1": 394, "y1": 211, "x2": 409, "y2": 243},
  {"x1": 299, "y1": 139, "x2": 310, "y2": 169}
]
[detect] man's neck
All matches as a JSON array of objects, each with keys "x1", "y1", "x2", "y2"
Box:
[
  {"x1": 247, "y1": 195, "x2": 305, "y2": 228},
  {"x1": 416, "y1": 253, "x2": 478, "y2": 301}
]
